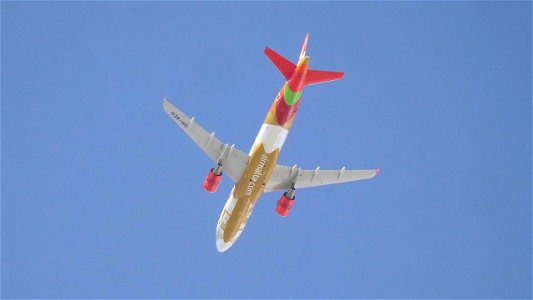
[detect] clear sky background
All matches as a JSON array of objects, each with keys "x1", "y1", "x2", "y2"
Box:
[{"x1": 2, "y1": 2, "x2": 531, "y2": 299}]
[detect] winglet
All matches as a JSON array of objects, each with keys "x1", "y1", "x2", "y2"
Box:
[
  {"x1": 163, "y1": 96, "x2": 167, "y2": 103},
  {"x1": 376, "y1": 167, "x2": 380, "y2": 174}
]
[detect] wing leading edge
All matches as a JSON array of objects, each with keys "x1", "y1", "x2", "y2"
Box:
[
  {"x1": 162, "y1": 98, "x2": 249, "y2": 183},
  {"x1": 265, "y1": 164, "x2": 378, "y2": 192}
]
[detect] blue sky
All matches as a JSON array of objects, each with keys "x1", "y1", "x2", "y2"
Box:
[{"x1": 2, "y1": 2, "x2": 531, "y2": 298}]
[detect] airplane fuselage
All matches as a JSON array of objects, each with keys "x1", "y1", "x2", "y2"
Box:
[{"x1": 215, "y1": 58, "x2": 309, "y2": 251}]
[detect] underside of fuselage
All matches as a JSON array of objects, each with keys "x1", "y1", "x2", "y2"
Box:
[
  {"x1": 215, "y1": 142, "x2": 280, "y2": 252},
  {"x1": 214, "y1": 44, "x2": 310, "y2": 252},
  {"x1": 215, "y1": 191, "x2": 255, "y2": 252}
]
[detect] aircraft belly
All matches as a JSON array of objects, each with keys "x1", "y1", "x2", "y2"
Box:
[
  {"x1": 250, "y1": 124, "x2": 289, "y2": 154},
  {"x1": 215, "y1": 141, "x2": 281, "y2": 252},
  {"x1": 216, "y1": 192, "x2": 256, "y2": 252}
]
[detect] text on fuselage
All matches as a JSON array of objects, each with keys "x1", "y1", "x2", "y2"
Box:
[{"x1": 245, "y1": 154, "x2": 268, "y2": 196}]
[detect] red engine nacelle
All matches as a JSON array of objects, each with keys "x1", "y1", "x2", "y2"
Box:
[
  {"x1": 203, "y1": 168, "x2": 222, "y2": 193},
  {"x1": 275, "y1": 192, "x2": 295, "y2": 217}
]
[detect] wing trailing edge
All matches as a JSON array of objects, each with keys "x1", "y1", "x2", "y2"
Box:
[
  {"x1": 162, "y1": 98, "x2": 249, "y2": 183},
  {"x1": 265, "y1": 164, "x2": 378, "y2": 191}
]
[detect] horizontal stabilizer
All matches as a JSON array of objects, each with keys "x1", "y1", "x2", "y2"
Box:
[
  {"x1": 264, "y1": 47, "x2": 296, "y2": 81},
  {"x1": 305, "y1": 69, "x2": 344, "y2": 86}
]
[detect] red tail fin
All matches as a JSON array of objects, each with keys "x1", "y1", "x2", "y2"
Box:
[
  {"x1": 304, "y1": 69, "x2": 344, "y2": 86},
  {"x1": 264, "y1": 47, "x2": 296, "y2": 81}
]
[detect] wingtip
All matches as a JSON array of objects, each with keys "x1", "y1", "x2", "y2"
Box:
[
  {"x1": 163, "y1": 96, "x2": 167, "y2": 102},
  {"x1": 376, "y1": 167, "x2": 380, "y2": 174}
]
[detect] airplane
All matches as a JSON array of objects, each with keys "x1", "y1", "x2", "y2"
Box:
[{"x1": 162, "y1": 34, "x2": 379, "y2": 252}]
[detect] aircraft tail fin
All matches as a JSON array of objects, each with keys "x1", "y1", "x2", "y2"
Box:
[
  {"x1": 299, "y1": 33, "x2": 309, "y2": 60},
  {"x1": 265, "y1": 33, "x2": 344, "y2": 85},
  {"x1": 304, "y1": 69, "x2": 344, "y2": 86},
  {"x1": 264, "y1": 47, "x2": 296, "y2": 81}
]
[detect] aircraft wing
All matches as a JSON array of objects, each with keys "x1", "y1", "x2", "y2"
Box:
[
  {"x1": 265, "y1": 164, "x2": 378, "y2": 191},
  {"x1": 162, "y1": 98, "x2": 249, "y2": 183}
]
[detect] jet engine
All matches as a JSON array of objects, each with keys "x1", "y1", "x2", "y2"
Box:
[
  {"x1": 203, "y1": 163, "x2": 222, "y2": 193},
  {"x1": 275, "y1": 188, "x2": 295, "y2": 217}
]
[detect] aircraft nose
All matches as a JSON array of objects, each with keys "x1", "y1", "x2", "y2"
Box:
[
  {"x1": 216, "y1": 226, "x2": 234, "y2": 252},
  {"x1": 216, "y1": 238, "x2": 232, "y2": 252}
]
